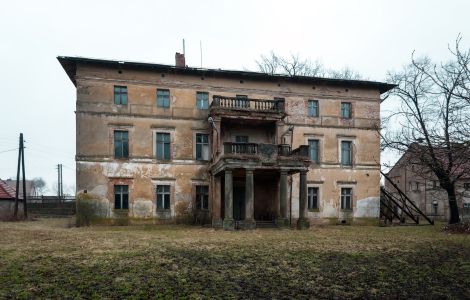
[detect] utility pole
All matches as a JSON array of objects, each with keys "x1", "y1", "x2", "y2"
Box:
[
  {"x1": 13, "y1": 133, "x2": 27, "y2": 219},
  {"x1": 57, "y1": 164, "x2": 63, "y2": 200}
]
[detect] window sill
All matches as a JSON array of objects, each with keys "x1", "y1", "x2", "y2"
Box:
[
  {"x1": 308, "y1": 208, "x2": 320, "y2": 212},
  {"x1": 341, "y1": 209, "x2": 353, "y2": 212},
  {"x1": 341, "y1": 165, "x2": 353, "y2": 168},
  {"x1": 156, "y1": 209, "x2": 171, "y2": 212}
]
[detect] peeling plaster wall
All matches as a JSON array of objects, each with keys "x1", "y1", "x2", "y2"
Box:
[{"x1": 75, "y1": 63, "x2": 383, "y2": 224}]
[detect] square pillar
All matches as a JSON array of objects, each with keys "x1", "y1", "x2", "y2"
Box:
[
  {"x1": 211, "y1": 175, "x2": 222, "y2": 228},
  {"x1": 242, "y1": 168, "x2": 256, "y2": 229},
  {"x1": 297, "y1": 170, "x2": 310, "y2": 229},
  {"x1": 223, "y1": 169, "x2": 235, "y2": 230},
  {"x1": 275, "y1": 170, "x2": 289, "y2": 227}
]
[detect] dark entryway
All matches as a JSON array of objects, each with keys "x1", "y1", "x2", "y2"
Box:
[{"x1": 233, "y1": 185, "x2": 245, "y2": 221}]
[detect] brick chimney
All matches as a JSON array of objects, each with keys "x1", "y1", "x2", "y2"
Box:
[{"x1": 175, "y1": 52, "x2": 185, "y2": 67}]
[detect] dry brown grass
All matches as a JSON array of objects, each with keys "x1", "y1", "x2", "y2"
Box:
[{"x1": 0, "y1": 218, "x2": 469, "y2": 299}]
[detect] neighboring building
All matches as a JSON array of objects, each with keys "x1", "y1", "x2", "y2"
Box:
[
  {"x1": 0, "y1": 179, "x2": 22, "y2": 220},
  {"x1": 4, "y1": 179, "x2": 34, "y2": 198},
  {"x1": 385, "y1": 145, "x2": 470, "y2": 221},
  {"x1": 58, "y1": 54, "x2": 394, "y2": 229}
]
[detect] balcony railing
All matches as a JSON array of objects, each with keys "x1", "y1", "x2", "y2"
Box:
[
  {"x1": 223, "y1": 142, "x2": 309, "y2": 159},
  {"x1": 211, "y1": 95, "x2": 284, "y2": 113},
  {"x1": 224, "y1": 142, "x2": 258, "y2": 155}
]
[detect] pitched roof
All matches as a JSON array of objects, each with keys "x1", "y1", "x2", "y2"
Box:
[
  {"x1": 57, "y1": 56, "x2": 396, "y2": 94},
  {"x1": 0, "y1": 179, "x2": 16, "y2": 200}
]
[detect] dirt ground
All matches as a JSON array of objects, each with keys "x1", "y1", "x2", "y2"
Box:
[{"x1": 0, "y1": 218, "x2": 469, "y2": 299}]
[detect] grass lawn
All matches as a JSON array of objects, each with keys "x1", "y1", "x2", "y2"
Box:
[{"x1": 0, "y1": 219, "x2": 469, "y2": 299}]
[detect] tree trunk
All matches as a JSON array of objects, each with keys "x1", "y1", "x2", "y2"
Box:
[{"x1": 445, "y1": 184, "x2": 460, "y2": 224}]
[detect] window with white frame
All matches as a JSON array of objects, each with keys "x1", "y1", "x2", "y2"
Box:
[
  {"x1": 196, "y1": 133, "x2": 209, "y2": 160},
  {"x1": 341, "y1": 141, "x2": 352, "y2": 166},
  {"x1": 157, "y1": 89, "x2": 170, "y2": 108},
  {"x1": 156, "y1": 132, "x2": 171, "y2": 160},
  {"x1": 114, "y1": 185, "x2": 129, "y2": 209},
  {"x1": 308, "y1": 139, "x2": 319, "y2": 163},
  {"x1": 196, "y1": 92, "x2": 209, "y2": 110},
  {"x1": 341, "y1": 187, "x2": 353, "y2": 210},
  {"x1": 195, "y1": 185, "x2": 209, "y2": 210},
  {"x1": 156, "y1": 185, "x2": 170, "y2": 210},
  {"x1": 308, "y1": 187, "x2": 319, "y2": 210}
]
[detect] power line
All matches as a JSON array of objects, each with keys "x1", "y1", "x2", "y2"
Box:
[{"x1": 0, "y1": 147, "x2": 19, "y2": 154}]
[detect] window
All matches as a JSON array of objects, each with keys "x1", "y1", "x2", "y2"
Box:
[
  {"x1": 409, "y1": 182, "x2": 412, "y2": 191},
  {"x1": 114, "y1": 86, "x2": 127, "y2": 105},
  {"x1": 196, "y1": 185, "x2": 209, "y2": 210},
  {"x1": 196, "y1": 133, "x2": 209, "y2": 160},
  {"x1": 341, "y1": 102, "x2": 352, "y2": 118},
  {"x1": 235, "y1": 136, "x2": 249, "y2": 143},
  {"x1": 114, "y1": 185, "x2": 129, "y2": 209},
  {"x1": 196, "y1": 92, "x2": 209, "y2": 110},
  {"x1": 308, "y1": 100, "x2": 319, "y2": 117},
  {"x1": 236, "y1": 94, "x2": 249, "y2": 108},
  {"x1": 464, "y1": 203, "x2": 470, "y2": 208},
  {"x1": 308, "y1": 187, "x2": 319, "y2": 210},
  {"x1": 433, "y1": 181, "x2": 437, "y2": 189},
  {"x1": 415, "y1": 182, "x2": 420, "y2": 191},
  {"x1": 156, "y1": 132, "x2": 171, "y2": 160},
  {"x1": 156, "y1": 185, "x2": 170, "y2": 210},
  {"x1": 114, "y1": 130, "x2": 129, "y2": 158},
  {"x1": 157, "y1": 89, "x2": 170, "y2": 108},
  {"x1": 464, "y1": 183, "x2": 470, "y2": 190},
  {"x1": 308, "y1": 139, "x2": 319, "y2": 163},
  {"x1": 341, "y1": 141, "x2": 352, "y2": 166},
  {"x1": 341, "y1": 188, "x2": 353, "y2": 210}
]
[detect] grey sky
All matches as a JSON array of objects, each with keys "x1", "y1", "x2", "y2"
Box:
[{"x1": 0, "y1": 0, "x2": 469, "y2": 193}]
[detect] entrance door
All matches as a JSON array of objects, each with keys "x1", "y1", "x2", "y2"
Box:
[{"x1": 233, "y1": 185, "x2": 245, "y2": 221}]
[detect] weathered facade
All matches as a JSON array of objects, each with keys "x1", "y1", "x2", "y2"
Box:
[
  {"x1": 385, "y1": 148, "x2": 470, "y2": 222},
  {"x1": 59, "y1": 54, "x2": 394, "y2": 229}
]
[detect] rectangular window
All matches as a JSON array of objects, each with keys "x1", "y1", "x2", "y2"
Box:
[
  {"x1": 415, "y1": 182, "x2": 420, "y2": 191},
  {"x1": 114, "y1": 185, "x2": 129, "y2": 209},
  {"x1": 157, "y1": 89, "x2": 170, "y2": 108},
  {"x1": 308, "y1": 139, "x2": 319, "y2": 163},
  {"x1": 196, "y1": 185, "x2": 209, "y2": 210},
  {"x1": 341, "y1": 188, "x2": 352, "y2": 210},
  {"x1": 308, "y1": 187, "x2": 319, "y2": 210},
  {"x1": 308, "y1": 100, "x2": 319, "y2": 117},
  {"x1": 196, "y1": 92, "x2": 209, "y2": 110},
  {"x1": 236, "y1": 94, "x2": 249, "y2": 108},
  {"x1": 196, "y1": 133, "x2": 209, "y2": 160},
  {"x1": 341, "y1": 102, "x2": 352, "y2": 118},
  {"x1": 156, "y1": 132, "x2": 171, "y2": 160},
  {"x1": 114, "y1": 86, "x2": 127, "y2": 105},
  {"x1": 235, "y1": 136, "x2": 249, "y2": 143},
  {"x1": 156, "y1": 185, "x2": 170, "y2": 210},
  {"x1": 114, "y1": 130, "x2": 129, "y2": 158},
  {"x1": 464, "y1": 183, "x2": 470, "y2": 190},
  {"x1": 341, "y1": 141, "x2": 352, "y2": 166}
]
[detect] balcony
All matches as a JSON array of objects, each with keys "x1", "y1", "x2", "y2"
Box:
[
  {"x1": 211, "y1": 96, "x2": 284, "y2": 116},
  {"x1": 212, "y1": 142, "x2": 309, "y2": 174}
]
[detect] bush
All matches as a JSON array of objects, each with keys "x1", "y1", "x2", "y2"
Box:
[{"x1": 75, "y1": 194, "x2": 99, "y2": 227}]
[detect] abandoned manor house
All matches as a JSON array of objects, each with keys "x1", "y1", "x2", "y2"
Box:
[{"x1": 58, "y1": 54, "x2": 395, "y2": 229}]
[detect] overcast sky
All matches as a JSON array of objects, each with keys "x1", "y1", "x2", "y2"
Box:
[{"x1": 0, "y1": 0, "x2": 469, "y2": 194}]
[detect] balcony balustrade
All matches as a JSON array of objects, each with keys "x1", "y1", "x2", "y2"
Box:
[
  {"x1": 211, "y1": 96, "x2": 284, "y2": 113},
  {"x1": 223, "y1": 142, "x2": 309, "y2": 159}
]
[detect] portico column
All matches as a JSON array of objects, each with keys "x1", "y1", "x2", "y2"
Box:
[
  {"x1": 223, "y1": 169, "x2": 235, "y2": 230},
  {"x1": 276, "y1": 170, "x2": 289, "y2": 227},
  {"x1": 297, "y1": 170, "x2": 310, "y2": 229},
  {"x1": 243, "y1": 168, "x2": 256, "y2": 229}
]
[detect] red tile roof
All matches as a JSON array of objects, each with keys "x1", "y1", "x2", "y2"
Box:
[{"x1": 0, "y1": 179, "x2": 16, "y2": 200}]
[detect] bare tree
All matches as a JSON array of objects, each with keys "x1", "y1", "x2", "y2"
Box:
[
  {"x1": 381, "y1": 37, "x2": 470, "y2": 224},
  {"x1": 31, "y1": 177, "x2": 47, "y2": 196},
  {"x1": 255, "y1": 51, "x2": 361, "y2": 79}
]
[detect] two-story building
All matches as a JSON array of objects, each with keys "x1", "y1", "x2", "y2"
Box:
[{"x1": 58, "y1": 54, "x2": 395, "y2": 229}]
